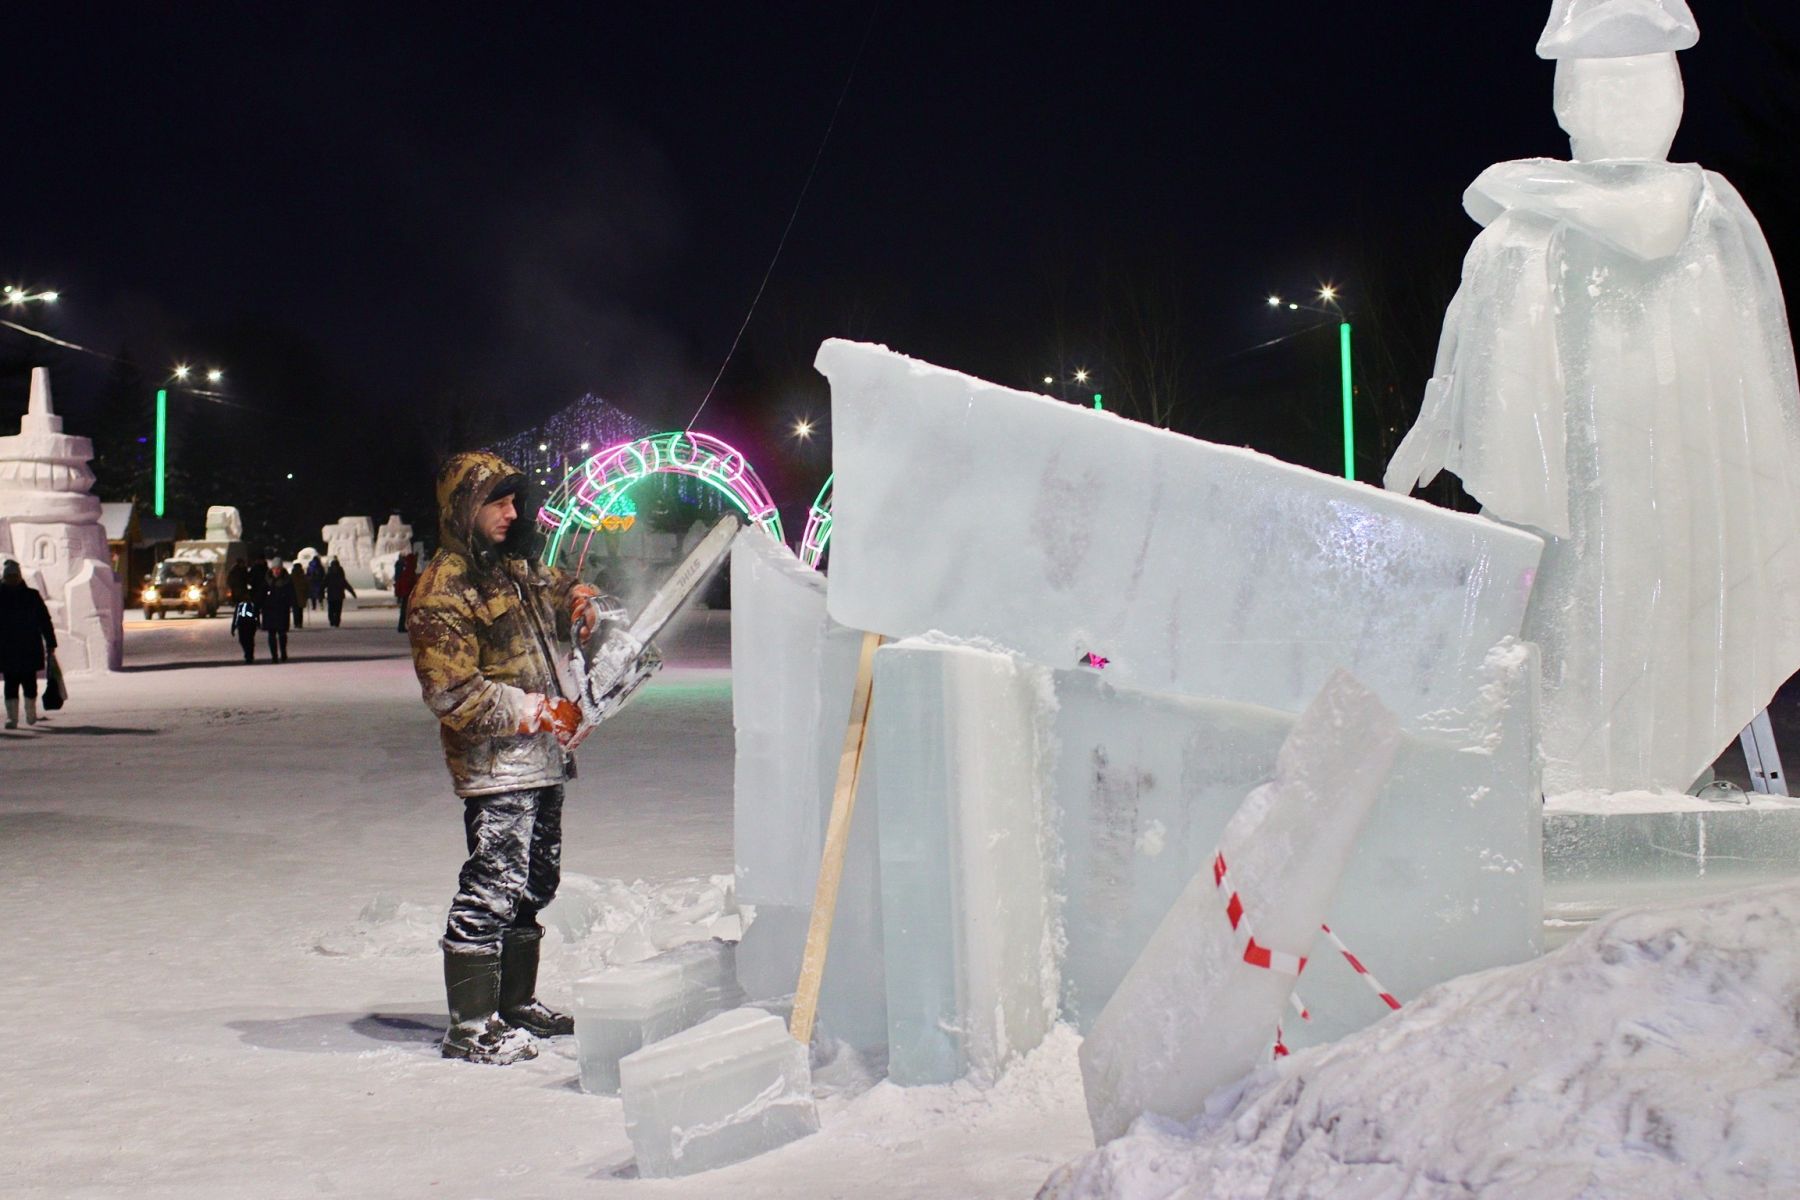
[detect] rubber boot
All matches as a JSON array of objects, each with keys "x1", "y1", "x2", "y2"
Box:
[
  {"x1": 441, "y1": 941, "x2": 538, "y2": 1064},
  {"x1": 24, "y1": 697, "x2": 38, "y2": 725},
  {"x1": 3, "y1": 697, "x2": 16, "y2": 729},
  {"x1": 498, "y1": 925, "x2": 574, "y2": 1037}
]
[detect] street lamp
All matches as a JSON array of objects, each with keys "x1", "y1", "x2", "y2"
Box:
[
  {"x1": 206, "y1": 368, "x2": 223, "y2": 384},
  {"x1": 1266, "y1": 286, "x2": 1357, "y2": 481},
  {"x1": 2, "y1": 285, "x2": 58, "y2": 306}
]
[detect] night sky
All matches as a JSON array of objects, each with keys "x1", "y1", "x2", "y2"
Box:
[{"x1": 4, "y1": 2, "x2": 1797, "y2": 548}]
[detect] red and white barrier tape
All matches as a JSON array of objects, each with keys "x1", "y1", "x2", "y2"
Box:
[
  {"x1": 1211, "y1": 851, "x2": 1309, "y2": 976},
  {"x1": 1213, "y1": 847, "x2": 1401, "y2": 1061}
]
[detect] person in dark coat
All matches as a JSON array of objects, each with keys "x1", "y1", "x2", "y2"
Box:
[
  {"x1": 264, "y1": 562, "x2": 296, "y2": 661},
  {"x1": 394, "y1": 551, "x2": 419, "y2": 632},
  {"x1": 1, "y1": 559, "x2": 57, "y2": 729},
  {"x1": 324, "y1": 557, "x2": 356, "y2": 627},
  {"x1": 307, "y1": 556, "x2": 326, "y2": 610},
  {"x1": 233, "y1": 559, "x2": 269, "y2": 663},
  {"x1": 289, "y1": 561, "x2": 309, "y2": 629}
]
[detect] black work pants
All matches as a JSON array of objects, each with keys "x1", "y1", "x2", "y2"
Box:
[
  {"x1": 2, "y1": 670, "x2": 37, "y2": 700},
  {"x1": 292, "y1": 602, "x2": 304, "y2": 629},
  {"x1": 267, "y1": 628, "x2": 288, "y2": 661},
  {"x1": 237, "y1": 619, "x2": 259, "y2": 661},
  {"x1": 443, "y1": 785, "x2": 564, "y2": 951},
  {"x1": 327, "y1": 597, "x2": 344, "y2": 626}
]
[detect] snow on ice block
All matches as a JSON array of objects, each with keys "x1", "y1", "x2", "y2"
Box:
[
  {"x1": 815, "y1": 339, "x2": 1544, "y2": 725},
  {"x1": 1057, "y1": 640, "x2": 1543, "y2": 1050},
  {"x1": 1079, "y1": 670, "x2": 1402, "y2": 1145},
  {"x1": 873, "y1": 638, "x2": 1059, "y2": 1085},
  {"x1": 619, "y1": 1007, "x2": 818, "y2": 1178},
  {"x1": 573, "y1": 941, "x2": 741, "y2": 1095}
]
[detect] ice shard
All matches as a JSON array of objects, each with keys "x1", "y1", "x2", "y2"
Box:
[
  {"x1": 816, "y1": 339, "x2": 1542, "y2": 727},
  {"x1": 619, "y1": 1007, "x2": 819, "y2": 1178},
  {"x1": 872, "y1": 638, "x2": 1059, "y2": 1085},
  {"x1": 1385, "y1": 6, "x2": 1800, "y2": 792},
  {"x1": 572, "y1": 940, "x2": 741, "y2": 1095},
  {"x1": 1078, "y1": 671, "x2": 1401, "y2": 1144}
]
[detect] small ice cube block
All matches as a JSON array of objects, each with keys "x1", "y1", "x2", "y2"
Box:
[
  {"x1": 573, "y1": 941, "x2": 740, "y2": 1095},
  {"x1": 620, "y1": 1007, "x2": 819, "y2": 1178}
]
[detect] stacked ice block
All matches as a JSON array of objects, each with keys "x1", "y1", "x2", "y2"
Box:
[
  {"x1": 619, "y1": 1007, "x2": 819, "y2": 1178},
  {"x1": 873, "y1": 639, "x2": 1060, "y2": 1084},
  {"x1": 728, "y1": 529, "x2": 887, "y2": 1051},
  {"x1": 573, "y1": 940, "x2": 741, "y2": 1095}
]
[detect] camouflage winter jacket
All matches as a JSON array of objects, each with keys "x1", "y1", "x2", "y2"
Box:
[{"x1": 407, "y1": 451, "x2": 580, "y2": 797}]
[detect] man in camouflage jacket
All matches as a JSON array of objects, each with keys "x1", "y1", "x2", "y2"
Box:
[{"x1": 408, "y1": 450, "x2": 606, "y2": 1064}]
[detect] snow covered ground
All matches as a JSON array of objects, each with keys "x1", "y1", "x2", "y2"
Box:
[{"x1": 1, "y1": 607, "x2": 1091, "y2": 1199}]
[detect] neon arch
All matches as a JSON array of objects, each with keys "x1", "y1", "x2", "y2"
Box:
[
  {"x1": 538, "y1": 430, "x2": 781, "y2": 569},
  {"x1": 799, "y1": 475, "x2": 833, "y2": 569}
]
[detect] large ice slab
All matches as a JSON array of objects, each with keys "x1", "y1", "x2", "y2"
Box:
[
  {"x1": 816, "y1": 339, "x2": 1544, "y2": 725},
  {"x1": 1078, "y1": 671, "x2": 1402, "y2": 1144},
  {"x1": 619, "y1": 1006, "x2": 818, "y2": 1178},
  {"x1": 873, "y1": 639, "x2": 1059, "y2": 1085},
  {"x1": 729, "y1": 527, "x2": 887, "y2": 1051},
  {"x1": 573, "y1": 940, "x2": 741, "y2": 1095},
  {"x1": 731, "y1": 528, "x2": 867, "y2": 908},
  {"x1": 1057, "y1": 639, "x2": 1544, "y2": 1049}
]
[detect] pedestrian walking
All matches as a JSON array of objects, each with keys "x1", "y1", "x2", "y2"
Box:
[
  {"x1": 233, "y1": 559, "x2": 267, "y2": 662},
  {"x1": 289, "y1": 561, "x2": 309, "y2": 629},
  {"x1": 324, "y1": 557, "x2": 356, "y2": 627},
  {"x1": 264, "y1": 562, "x2": 296, "y2": 661},
  {"x1": 1, "y1": 559, "x2": 57, "y2": 729},
  {"x1": 394, "y1": 551, "x2": 419, "y2": 633},
  {"x1": 307, "y1": 555, "x2": 326, "y2": 611}
]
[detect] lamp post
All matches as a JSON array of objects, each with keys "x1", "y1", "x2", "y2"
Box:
[
  {"x1": 1266, "y1": 288, "x2": 1355, "y2": 481},
  {"x1": 154, "y1": 362, "x2": 228, "y2": 518},
  {"x1": 2, "y1": 285, "x2": 59, "y2": 306}
]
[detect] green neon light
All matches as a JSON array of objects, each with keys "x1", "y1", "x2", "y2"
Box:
[
  {"x1": 1093, "y1": 393, "x2": 1103, "y2": 411},
  {"x1": 154, "y1": 388, "x2": 168, "y2": 517},
  {"x1": 1339, "y1": 322, "x2": 1354, "y2": 481}
]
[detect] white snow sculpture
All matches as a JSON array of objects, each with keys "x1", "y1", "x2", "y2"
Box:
[
  {"x1": 816, "y1": 340, "x2": 1543, "y2": 727},
  {"x1": 0, "y1": 368, "x2": 123, "y2": 673},
  {"x1": 322, "y1": 515, "x2": 377, "y2": 589},
  {"x1": 1385, "y1": 0, "x2": 1800, "y2": 793},
  {"x1": 1078, "y1": 671, "x2": 1402, "y2": 1144},
  {"x1": 373, "y1": 513, "x2": 412, "y2": 557},
  {"x1": 204, "y1": 505, "x2": 243, "y2": 541}
]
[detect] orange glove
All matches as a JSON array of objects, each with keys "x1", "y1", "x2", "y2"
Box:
[{"x1": 517, "y1": 693, "x2": 582, "y2": 745}]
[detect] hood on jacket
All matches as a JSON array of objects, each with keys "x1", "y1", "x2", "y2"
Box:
[{"x1": 435, "y1": 450, "x2": 539, "y2": 565}]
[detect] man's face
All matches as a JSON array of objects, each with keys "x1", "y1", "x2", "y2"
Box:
[{"x1": 474, "y1": 492, "x2": 518, "y2": 545}]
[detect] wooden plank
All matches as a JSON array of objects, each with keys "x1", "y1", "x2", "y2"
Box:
[{"x1": 790, "y1": 630, "x2": 883, "y2": 1045}]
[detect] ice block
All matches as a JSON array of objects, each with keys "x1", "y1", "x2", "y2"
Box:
[
  {"x1": 619, "y1": 1007, "x2": 819, "y2": 1178},
  {"x1": 873, "y1": 638, "x2": 1059, "y2": 1085},
  {"x1": 1079, "y1": 671, "x2": 1401, "y2": 1144},
  {"x1": 816, "y1": 338, "x2": 1544, "y2": 726},
  {"x1": 1056, "y1": 640, "x2": 1543, "y2": 1048},
  {"x1": 573, "y1": 940, "x2": 742, "y2": 1095}
]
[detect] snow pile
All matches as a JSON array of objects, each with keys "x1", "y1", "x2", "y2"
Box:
[
  {"x1": 1041, "y1": 883, "x2": 1800, "y2": 1200},
  {"x1": 309, "y1": 873, "x2": 743, "y2": 969}
]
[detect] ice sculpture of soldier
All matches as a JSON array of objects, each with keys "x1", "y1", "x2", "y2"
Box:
[{"x1": 1385, "y1": 0, "x2": 1800, "y2": 793}]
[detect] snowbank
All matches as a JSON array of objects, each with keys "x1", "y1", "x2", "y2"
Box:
[{"x1": 1041, "y1": 882, "x2": 1800, "y2": 1199}]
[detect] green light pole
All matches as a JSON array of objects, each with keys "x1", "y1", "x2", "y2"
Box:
[
  {"x1": 1339, "y1": 322, "x2": 1354, "y2": 481},
  {"x1": 154, "y1": 388, "x2": 168, "y2": 517}
]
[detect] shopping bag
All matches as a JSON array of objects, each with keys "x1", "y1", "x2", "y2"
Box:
[{"x1": 43, "y1": 652, "x2": 66, "y2": 711}]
